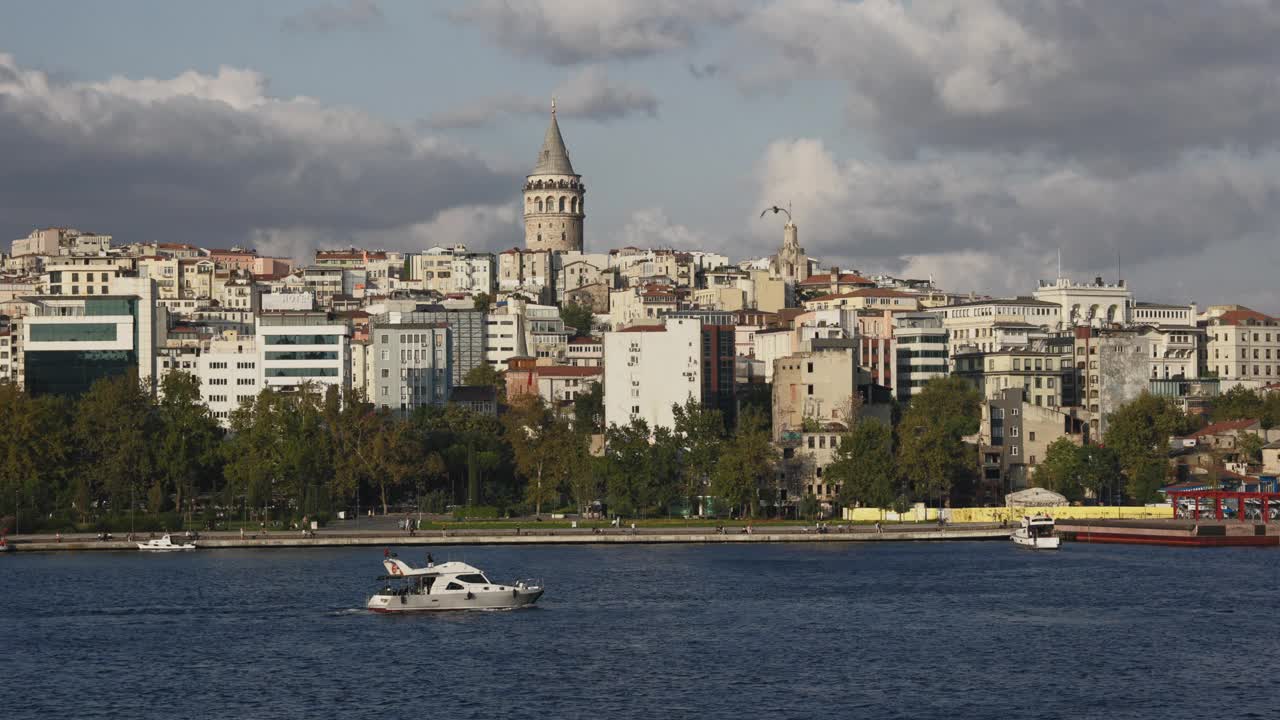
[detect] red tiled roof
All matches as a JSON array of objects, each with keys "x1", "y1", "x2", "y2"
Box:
[
  {"x1": 1191, "y1": 418, "x2": 1260, "y2": 438},
  {"x1": 1216, "y1": 308, "x2": 1277, "y2": 325},
  {"x1": 619, "y1": 325, "x2": 666, "y2": 332}
]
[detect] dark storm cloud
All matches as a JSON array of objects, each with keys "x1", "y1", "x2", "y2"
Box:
[
  {"x1": 425, "y1": 67, "x2": 658, "y2": 129},
  {"x1": 448, "y1": 0, "x2": 745, "y2": 66},
  {"x1": 744, "y1": 0, "x2": 1280, "y2": 169},
  {"x1": 0, "y1": 55, "x2": 515, "y2": 255},
  {"x1": 730, "y1": 1, "x2": 1280, "y2": 309}
]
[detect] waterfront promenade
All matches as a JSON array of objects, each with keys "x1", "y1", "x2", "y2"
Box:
[{"x1": 4, "y1": 523, "x2": 1010, "y2": 551}]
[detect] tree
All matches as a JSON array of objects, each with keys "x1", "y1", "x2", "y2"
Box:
[
  {"x1": 1237, "y1": 432, "x2": 1265, "y2": 464},
  {"x1": 560, "y1": 302, "x2": 594, "y2": 338},
  {"x1": 1210, "y1": 385, "x2": 1264, "y2": 424},
  {"x1": 472, "y1": 292, "x2": 491, "y2": 311},
  {"x1": 504, "y1": 396, "x2": 561, "y2": 515},
  {"x1": 1032, "y1": 438, "x2": 1085, "y2": 500},
  {"x1": 156, "y1": 372, "x2": 225, "y2": 520},
  {"x1": 831, "y1": 418, "x2": 896, "y2": 512},
  {"x1": 464, "y1": 362, "x2": 505, "y2": 397},
  {"x1": 0, "y1": 386, "x2": 73, "y2": 522},
  {"x1": 1076, "y1": 445, "x2": 1121, "y2": 502},
  {"x1": 1103, "y1": 392, "x2": 1192, "y2": 503},
  {"x1": 711, "y1": 407, "x2": 777, "y2": 518},
  {"x1": 671, "y1": 399, "x2": 726, "y2": 514},
  {"x1": 74, "y1": 373, "x2": 160, "y2": 516},
  {"x1": 602, "y1": 419, "x2": 655, "y2": 517},
  {"x1": 572, "y1": 381, "x2": 604, "y2": 433},
  {"x1": 896, "y1": 377, "x2": 981, "y2": 506}
]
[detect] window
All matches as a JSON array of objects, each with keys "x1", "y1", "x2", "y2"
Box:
[
  {"x1": 456, "y1": 574, "x2": 488, "y2": 584},
  {"x1": 446, "y1": 582, "x2": 464, "y2": 591},
  {"x1": 1028, "y1": 431, "x2": 1036, "y2": 442}
]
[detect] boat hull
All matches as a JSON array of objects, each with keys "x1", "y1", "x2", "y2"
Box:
[
  {"x1": 367, "y1": 588, "x2": 543, "y2": 613},
  {"x1": 1011, "y1": 533, "x2": 1060, "y2": 549},
  {"x1": 136, "y1": 544, "x2": 196, "y2": 551}
]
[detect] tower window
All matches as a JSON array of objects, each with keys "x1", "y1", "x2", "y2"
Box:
[
  {"x1": 559, "y1": 197, "x2": 566, "y2": 212},
  {"x1": 535, "y1": 198, "x2": 543, "y2": 212},
  {"x1": 571, "y1": 197, "x2": 578, "y2": 213}
]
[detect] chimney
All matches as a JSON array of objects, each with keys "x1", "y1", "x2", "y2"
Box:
[{"x1": 829, "y1": 266, "x2": 840, "y2": 295}]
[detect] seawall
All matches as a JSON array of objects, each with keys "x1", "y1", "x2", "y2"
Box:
[{"x1": 5, "y1": 526, "x2": 1009, "y2": 552}]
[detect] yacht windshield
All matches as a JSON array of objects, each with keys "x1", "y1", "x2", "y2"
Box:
[{"x1": 456, "y1": 574, "x2": 489, "y2": 584}]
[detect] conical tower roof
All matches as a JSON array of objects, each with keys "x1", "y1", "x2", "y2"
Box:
[{"x1": 531, "y1": 102, "x2": 576, "y2": 176}]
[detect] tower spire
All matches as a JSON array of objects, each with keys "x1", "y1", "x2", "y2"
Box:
[{"x1": 532, "y1": 101, "x2": 575, "y2": 176}]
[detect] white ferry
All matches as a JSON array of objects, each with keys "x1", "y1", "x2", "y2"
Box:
[
  {"x1": 1011, "y1": 515, "x2": 1060, "y2": 549},
  {"x1": 136, "y1": 534, "x2": 197, "y2": 552},
  {"x1": 367, "y1": 556, "x2": 543, "y2": 613}
]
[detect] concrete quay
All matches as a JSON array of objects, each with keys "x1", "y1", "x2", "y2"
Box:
[{"x1": 4, "y1": 525, "x2": 1010, "y2": 552}]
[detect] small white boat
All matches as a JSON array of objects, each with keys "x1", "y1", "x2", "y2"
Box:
[
  {"x1": 136, "y1": 534, "x2": 196, "y2": 552},
  {"x1": 367, "y1": 556, "x2": 543, "y2": 613},
  {"x1": 1011, "y1": 514, "x2": 1060, "y2": 549}
]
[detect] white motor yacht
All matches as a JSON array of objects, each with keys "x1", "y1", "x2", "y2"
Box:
[
  {"x1": 367, "y1": 556, "x2": 543, "y2": 613},
  {"x1": 136, "y1": 534, "x2": 197, "y2": 552},
  {"x1": 1011, "y1": 514, "x2": 1060, "y2": 549}
]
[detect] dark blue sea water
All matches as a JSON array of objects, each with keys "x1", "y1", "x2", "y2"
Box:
[{"x1": 3, "y1": 542, "x2": 1279, "y2": 720}]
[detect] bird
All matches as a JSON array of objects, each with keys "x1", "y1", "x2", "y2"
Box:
[{"x1": 760, "y1": 205, "x2": 792, "y2": 221}]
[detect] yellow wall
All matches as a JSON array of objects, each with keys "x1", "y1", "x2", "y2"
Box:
[{"x1": 843, "y1": 505, "x2": 1171, "y2": 523}]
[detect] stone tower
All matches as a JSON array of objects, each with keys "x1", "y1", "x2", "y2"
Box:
[
  {"x1": 773, "y1": 220, "x2": 808, "y2": 287},
  {"x1": 524, "y1": 101, "x2": 584, "y2": 252}
]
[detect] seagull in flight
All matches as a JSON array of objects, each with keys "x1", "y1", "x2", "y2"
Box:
[{"x1": 760, "y1": 205, "x2": 792, "y2": 222}]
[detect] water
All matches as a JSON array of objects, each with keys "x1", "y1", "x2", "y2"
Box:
[{"x1": 3, "y1": 542, "x2": 1279, "y2": 720}]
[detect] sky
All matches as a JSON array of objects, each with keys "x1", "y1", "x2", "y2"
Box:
[{"x1": 2, "y1": 0, "x2": 1279, "y2": 312}]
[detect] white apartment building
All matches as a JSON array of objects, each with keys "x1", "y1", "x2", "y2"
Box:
[
  {"x1": 566, "y1": 336, "x2": 603, "y2": 367},
  {"x1": 451, "y1": 253, "x2": 495, "y2": 296},
  {"x1": 255, "y1": 312, "x2": 351, "y2": 393},
  {"x1": 1033, "y1": 276, "x2": 1133, "y2": 329},
  {"x1": 197, "y1": 333, "x2": 260, "y2": 425},
  {"x1": 603, "y1": 318, "x2": 702, "y2": 431},
  {"x1": 485, "y1": 305, "x2": 526, "y2": 370},
  {"x1": 752, "y1": 328, "x2": 794, "y2": 383},
  {"x1": 938, "y1": 298, "x2": 1061, "y2": 358},
  {"x1": 893, "y1": 312, "x2": 949, "y2": 401},
  {"x1": 41, "y1": 255, "x2": 133, "y2": 296},
  {"x1": 1202, "y1": 308, "x2": 1280, "y2": 381},
  {"x1": 497, "y1": 249, "x2": 553, "y2": 298},
  {"x1": 0, "y1": 327, "x2": 13, "y2": 384},
  {"x1": 1133, "y1": 302, "x2": 1197, "y2": 328}
]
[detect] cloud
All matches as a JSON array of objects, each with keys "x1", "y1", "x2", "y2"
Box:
[
  {"x1": 687, "y1": 62, "x2": 720, "y2": 80},
  {"x1": 281, "y1": 0, "x2": 384, "y2": 33},
  {"x1": 426, "y1": 66, "x2": 658, "y2": 129},
  {"x1": 0, "y1": 53, "x2": 515, "y2": 262},
  {"x1": 740, "y1": 0, "x2": 1280, "y2": 169},
  {"x1": 614, "y1": 208, "x2": 709, "y2": 250},
  {"x1": 448, "y1": 0, "x2": 746, "y2": 65},
  {"x1": 248, "y1": 203, "x2": 522, "y2": 260},
  {"x1": 750, "y1": 138, "x2": 1280, "y2": 304}
]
